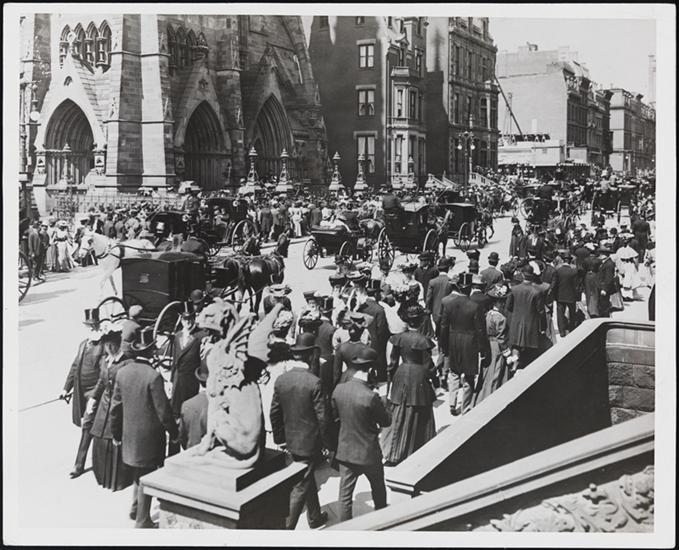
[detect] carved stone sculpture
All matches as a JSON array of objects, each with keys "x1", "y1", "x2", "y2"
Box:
[{"x1": 474, "y1": 466, "x2": 654, "y2": 533}]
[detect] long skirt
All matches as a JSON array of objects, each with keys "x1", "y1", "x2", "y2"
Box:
[
  {"x1": 583, "y1": 272, "x2": 600, "y2": 317},
  {"x1": 45, "y1": 243, "x2": 57, "y2": 271},
  {"x1": 91, "y1": 437, "x2": 134, "y2": 492},
  {"x1": 418, "y1": 315, "x2": 435, "y2": 340},
  {"x1": 54, "y1": 241, "x2": 75, "y2": 272},
  {"x1": 380, "y1": 402, "x2": 435, "y2": 465},
  {"x1": 474, "y1": 339, "x2": 509, "y2": 405}
]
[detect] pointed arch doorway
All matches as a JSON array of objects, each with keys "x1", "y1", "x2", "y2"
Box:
[
  {"x1": 43, "y1": 99, "x2": 94, "y2": 186},
  {"x1": 184, "y1": 101, "x2": 230, "y2": 190},
  {"x1": 251, "y1": 95, "x2": 295, "y2": 180}
]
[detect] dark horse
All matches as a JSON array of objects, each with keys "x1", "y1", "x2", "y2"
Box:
[{"x1": 218, "y1": 235, "x2": 288, "y2": 315}]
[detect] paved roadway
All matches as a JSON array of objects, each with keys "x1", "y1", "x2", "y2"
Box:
[{"x1": 14, "y1": 213, "x2": 651, "y2": 529}]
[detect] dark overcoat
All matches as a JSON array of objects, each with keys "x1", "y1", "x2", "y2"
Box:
[
  {"x1": 110, "y1": 359, "x2": 177, "y2": 468},
  {"x1": 178, "y1": 391, "x2": 208, "y2": 450},
  {"x1": 90, "y1": 355, "x2": 131, "y2": 439},
  {"x1": 426, "y1": 273, "x2": 453, "y2": 326},
  {"x1": 480, "y1": 266, "x2": 504, "y2": 287},
  {"x1": 356, "y1": 298, "x2": 389, "y2": 376},
  {"x1": 552, "y1": 264, "x2": 579, "y2": 303},
  {"x1": 63, "y1": 338, "x2": 106, "y2": 426},
  {"x1": 170, "y1": 329, "x2": 208, "y2": 417},
  {"x1": 439, "y1": 294, "x2": 489, "y2": 378},
  {"x1": 505, "y1": 281, "x2": 544, "y2": 349}
]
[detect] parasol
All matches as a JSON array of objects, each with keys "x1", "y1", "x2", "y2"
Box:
[{"x1": 616, "y1": 246, "x2": 638, "y2": 260}]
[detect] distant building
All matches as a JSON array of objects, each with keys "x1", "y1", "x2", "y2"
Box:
[
  {"x1": 648, "y1": 55, "x2": 656, "y2": 108},
  {"x1": 426, "y1": 17, "x2": 499, "y2": 183},
  {"x1": 19, "y1": 13, "x2": 328, "y2": 205},
  {"x1": 308, "y1": 16, "x2": 427, "y2": 189},
  {"x1": 497, "y1": 44, "x2": 611, "y2": 169},
  {"x1": 607, "y1": 88, "x2": 656, "y2": 175}
]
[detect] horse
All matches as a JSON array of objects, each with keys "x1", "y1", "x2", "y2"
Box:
[{"x1": 77, "y1": 232, "x2": 156, "y2": 297}]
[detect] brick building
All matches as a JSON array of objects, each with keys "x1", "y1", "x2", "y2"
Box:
[
  {"x1": 20, "y1": 13, "x2": 328, "y2": 203},
  {"x1": 607, "y1": 88, "x2": 656, "y2": 175},
  {"x1": 497, "y1": 44, "x2": 611, "y2": 169},
  {"x1": 308, "y1": 16, "x2": 427, "y2": 189},
  {"x1": 426, "y1": 17, "x2": 500, "y2": 183}
]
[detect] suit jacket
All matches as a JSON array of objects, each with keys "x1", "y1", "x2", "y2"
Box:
[
  {"x1": 90, "y1": 354, "x2": 132, "y2": 439},
  {"x1": 316, "y1": 319, "x2": 336, "y2": 396},
  {"x1": 171, "y1": 328, "x2": 208, "y2": 417},
  {"x1": 426, "y1": 273, "x2": 453, "y2": 325},
  {"x1": 597, "y1": 257, "x2": 617, "y2": 295},
  {"x1": 63, "y1": 338, "x2": 106, "y2": 427},
  {"x1": 415, "y1": 266, "x2": 439, "y2": 297},
  {"x1": 332, "y1": 378, "x2": 391, "y2": 466},
  {"x1": 179, "y1": 391, "x2": 208, "y2": 449},
  {"x1": 27, "y1": 227, "x2": 42, "y2": 257},
  {"x1": 526, "y1": 235, "x2": 544, "y2": 259},
  {"x1": 356, "y1": 299, "x2": 389, "y2": 373},
  {"x1": 480, "y1": 266, "x2": 503, "y2": 287},
  {"x1": 270, "y1": 367, "x2": 331, "y2": 457},
  {"x1": 110, "y1": 358, "x2": 177, "y2": 468},
  {"x1": 506, "y1": 281, "x2": 544, "y2": 349},
  {"x1": 551, "y1": 264, "x2": 579, "y2": 303},
  {"x1": 439, "y1": 293, "x2": 488, "y2": 377}
]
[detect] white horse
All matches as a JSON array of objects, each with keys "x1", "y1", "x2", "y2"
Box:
[{"x1": 78, "y1": 232, "x2": 156, "y2": 298}]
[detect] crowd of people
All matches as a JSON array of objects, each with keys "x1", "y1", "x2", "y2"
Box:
[{"x1": 54, "y1": 170, "x2": 655, "y2": 529}]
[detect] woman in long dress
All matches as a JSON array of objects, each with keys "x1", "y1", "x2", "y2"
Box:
[
  {"x1": 583, "y1": 256, "x2": 601, "y2": 318},
  {"x1": 45, "y1": 218, "x2": 58, "y2": 271},
  {"x1": 381, "y1": 340, "x2": 436, "y2": 466},
  {"x1": 88, "y1": 324, "x2": 134, "y2": 491},
  {"x1": 53, "y1": 221, "x2": 76, "y2": 272},
  {"x1": 475, "y1": 285, "x2": 511, "y2": 404}
]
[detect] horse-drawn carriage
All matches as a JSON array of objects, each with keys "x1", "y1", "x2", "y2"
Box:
[
  {"x1": 96, "y1": 256, "x2": 208, "y2": 372},
  {"x1": 615, "y1": 184, "x2": 637, "y2": 224},
  {"x1": 302, "y1": 216, "x2": 382, "y2": 270},
  {"x1": 515, "y1": 183, "x2": 561, "y2": 227},
  {"x1": 376, "y1": 202, "x2": 448, "y2": 270},
  {"x1": 146, "y1": 196, "x2": 257, "y2": 256}
]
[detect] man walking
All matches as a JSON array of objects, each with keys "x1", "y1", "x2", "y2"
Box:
[
  {"x1": 270, "y1": 333, "x2": 332, "y2": 530},
  {"x1": 110, "y1": 328, "x2": 178, "y2": 528},
  {"x1": 426, "y1": 256, "x2": 455, "y2": 331},
  {"x1": 506, "y1": 264, "x2": 545, "y2": 369},
  {"x1": 331, "y1": 347, "x2": 391, "y2": 522},
  {"x1": 551, "y1": 251, "x2": 580, "y2": 337},
  {"x1": 480, "y1": 251, "x2": 503, "y2": 287}
]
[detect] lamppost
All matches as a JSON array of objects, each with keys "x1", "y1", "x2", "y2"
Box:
[
  {"x1": 328, "y1": 151, "x2": 343, "y2": 194},
  {"x1": 353, "y1": 153, "x2": 368, "y2": 194},
  {"x1": 457, "y1": 114, "x2": 475, "y2": 187},
  {"x1": 275, "y1": 148, "x2": 293, "y2": 194}
]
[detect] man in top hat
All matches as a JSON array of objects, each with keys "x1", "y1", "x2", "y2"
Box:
[
  {"x1": 439, "y1": 272, "x2": 489, "y2": 415},
  {"x1": 481, "y1": 251, "x2": 503, "y2": 287},
  {"x1": 61, "y1": 308, "x2": 107, "y2": 478},
  {"x1": 270, "y1": 333, "x2": 332, "y2": 530},
  {"x1": 550, "y1": 250, "x2": 580, "y2": 337},
  {"x1": 469, "y1": 274, "x2": 492, "y2": 314},
  {"x1": 505, "y1": 264, "x2": 546, "y2": 369},
  {"x1": 331, "y1": 347, "x2": 391, "y2": 522},
  {"x1": 120, "y1": 305, "x2": 143, "y2": 359},
  {"x1": 110, "y1": 327, "x2": 178, "y2": 528},
  {"x1": 315, "y1": 296, "x2": 337, "y2": 397},
  {"x1": 596, "y1": 245, "x2": 616, "y2": 318},
  {"x1": 468, "y1": 259, "x2": 480, "y2": 275},
  {"x1": 426, "y1": 256, "x2": 456, "y2": 331},
  {"x1": 178, "y1": 364, "x2": 209, "y2": 450},
  {"x1": 466, "y1": 249, "x2": 480, "y2": 264},
  {"x1": 352, "y1": 274, "x2": 389, "y2": 383}
]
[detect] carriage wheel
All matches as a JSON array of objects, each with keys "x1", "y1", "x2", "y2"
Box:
[
  {"x1": 153, "y1": 300, "x2": 183, "y2": 372},
  {"x1": 231, "y1": 219, "x2": 257, "y2": 253},
  {"x1": 336, "y1": 240, "x2": 355, "y2": 264},
  {"x1": 377, "y1": 228, "x2": 394, "y2": 270},
  {"x1": 96, "y1": 296, "x2": 128, "y2": 322},
  {"x1": 455, "y1": 223, "x2": 472, "y2": 252},
  {"x1": 18, "y1": 251, "x2": 32, "y2": 303},
  {"x1": 303, "y1": 238, "x2": 319, "y2": 270}
]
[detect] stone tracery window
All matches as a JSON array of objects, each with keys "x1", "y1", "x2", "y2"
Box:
[
  {"x1": 85, "y1": 22, "x2": 98, "y2": 65},
  {"x1": 96, "y1": 21, "x2": 111, "y2": 69},
  {"x1": 59, "y1": 25, "x2": 70, "y2": 66},
  {"x1": 73, "y1": 24, "x2": 85, "y2": 58},
  {"x1": 167, "y1": 25, "x2": 177, "y2": 71}
]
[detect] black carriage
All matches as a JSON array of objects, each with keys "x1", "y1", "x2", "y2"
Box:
[
  {"x1": 96, "y1": 256, "x2": 208, "y2": 372},
  {"x1": 302, "y1": 216, "x2": 379, "y2": 270},
  {"x1": 616, "y1": 184, "x2": 637, "y2": 223},
  {"x1": 441, "y1": 202, "x2": 491, "y2": 252},
  {"x1": 146, "y1": 210, "x2": 189, "y2": 244},
  {"x1": 376, "y1": 202, "x2": 447, "y2": 270},
  {"x1": 200, "y1": 197, "x2": 258, "y2": 256},
  {"x1": 516, "y1": 183, "x2": 559, "y2": 226}
]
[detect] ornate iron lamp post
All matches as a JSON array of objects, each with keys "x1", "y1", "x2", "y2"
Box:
[
  {"x1": 275, "y1": 148, "x2": 293, "y2": 194},
  {"x1": 328, "y1": 151, "x2": 344, "y2": 194},
  {"x1": 353, "y1": 153, "x2": 368, "y2": 194},
  {"x1": 404, "y1": 155, "x2": 417, "y2": 191}
]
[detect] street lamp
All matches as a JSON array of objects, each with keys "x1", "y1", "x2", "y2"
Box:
[{"x1": 457, "y1": 115, "x2": 475, "y2": 187}]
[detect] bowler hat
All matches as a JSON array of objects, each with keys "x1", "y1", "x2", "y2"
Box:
[
  {"x1": 352, "y1": 347, "x2": 378, "y2": 367},
  {"x1": 190, "y1": 289, "x2": 205, "y2": 303},
  {"x1": 84, "y1": 308, "x2": 100, "y2": 327},
  {"x1": 418, "y1": 251, "x2": 434, "y2": 262},
  {"x1": 488, "y1": 251, "x2": 500, "y2": 262},
  {"x1": 437, "y1": 257, "x2": 452, "y2": 270},
  {"x1": 289, "y1": 333, "x2": 319, "y2": 353}
]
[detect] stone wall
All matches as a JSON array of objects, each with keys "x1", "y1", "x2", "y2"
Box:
[{"x1": 606, "y1": 327, "x2": 655, "y2": 424}]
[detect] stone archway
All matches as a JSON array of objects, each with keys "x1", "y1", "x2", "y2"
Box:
[
  {"x1": 184, "y1": 101, "x2": 230, "y2": 190},
  {"x1": 43, "y1": 99, "x2": 94, "y2": 187},
  {"x1": 251, "y1": 95, "x2": 294, "y2": 180}
]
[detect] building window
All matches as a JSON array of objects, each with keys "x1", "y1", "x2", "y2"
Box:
[
  {"x1": 387, "y1": 17, "x2": 393, "y2": 28},
  {"x1": 409, "y1": 135, "x2": 415, "y2": 160},
  {"x1": 454, "y1": 93, "x2": 459, "y2": 124},
  {"x1": 356, "y1": 16, "x2": 364, "y2": 25},
  {"x1": 416, "y1": 52, "x2": 422, "y2": 77},
  {"x1": 418, "y1": 92, "x2": 424, "y2": 122},
  {"x1": 396, "y1": 89, "x2": 404, "y2": 117},
  {"x1": 409, "y1": 90, "x2": 417, "y2": 119},
  {"x1": 167, "y1": 25, "x2": 177, "y2": 69},
  {"x1": 96, "y1": 22, "x2": 112, "y2": 68},
  {"x1": 320, "y1": 16, "x2": 329, "y2": 29},
  {"x1": 398, "y1": 47, "x2": 405, "y2": 66},
  {"x1": 480, "y1": 98, "x2": 488, "y2": 128},
  {"x1": 418, "y1": 137, "x2": 425, "y2": 174},
  {"x1": 357, "y1": 135, "x2": 376, "y2": 174},
  {"x1": 455, "y1": 45, "x2": 461, "y2": 76},
  {"x1": 357, "y1": 89, "x2": 375, "y2": 117},
  {"x1": 467, "y1": 96, "x2": 472, "y2": 124},
  {"x1": 359, "y1": 44, "x2": 375, "y2": 68},
  {"x1": 467, "y1": 50, "x2": 472, "y2": 80},
  {"x1": 85, "y1": 22, "x2": 98, "y2": 65},
  {"x1": 417, "y1": 18, "x2": 422, "y2": 36},
  {"x1": 481, "y1": 57, "x2": 488, "y2": 81},
  {"x1": 395, "y1": 134, "x2": 403, "y2": 172}
]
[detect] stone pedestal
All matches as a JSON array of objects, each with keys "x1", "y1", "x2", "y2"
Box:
[{"x1": 141, "y1": 448, "x2": 305, "y2": 529}]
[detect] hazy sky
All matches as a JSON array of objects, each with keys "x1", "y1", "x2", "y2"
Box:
[{"x1": 301, "y1": 16, "x2": 656, "y2": 98}]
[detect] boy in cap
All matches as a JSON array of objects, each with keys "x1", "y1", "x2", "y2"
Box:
[{"x1": 331, "y1": 347, "x2": 391, "y2": 521}]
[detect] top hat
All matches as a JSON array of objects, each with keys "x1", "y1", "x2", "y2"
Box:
[
  {"x1": 352, "y1": 347, "x2": 378, "y2": 367},
  {"x1": 84, "y1": 308, "x2": 101, "y2": 327},
  {"x1": 319, "y1": 296, "x2": 334, "y2": 312},
  {"x1": 458, "y1": 272, "x2": 474, "y2": 288},
  {"x1": 181, "y1": 301, "x2": 195, "y2": 319},
  {"x1": 289, "y1": 333, "x2": 319, "y2": 353},
  {"x1": 367, "y1": 278, "x2": 381, "y2": 294},
  {"x1": 418, "y1": 251, "x2": 434, "y2": 262},
  {"x1": 303, "y1": 290, "x2": 319, "y2": 303},
  {"x1": 466, "y1": 249, "x2": 480, "y2": 261}
]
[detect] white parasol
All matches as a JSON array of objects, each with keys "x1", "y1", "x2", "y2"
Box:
[{"x1": 616, "y1": 246, "x2": 638, "y2": 260}]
